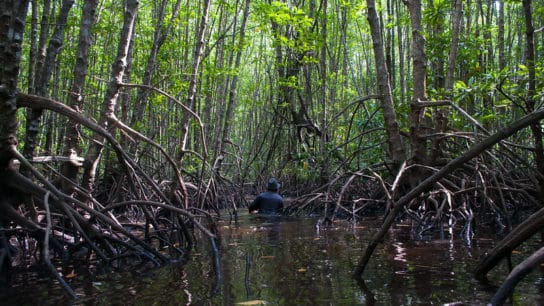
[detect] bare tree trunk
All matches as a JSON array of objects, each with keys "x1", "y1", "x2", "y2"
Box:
[
  {"x1": 33, "y1": 0, "x2": 51, "y2": 95},
  {"x1": 0, "y1": 0, "x2": 30, "y2": 281},
  {"x1": 428, "y1": 0, "x2": 445, "y2": 89},
  {"x1": 522, "y1": 0, "x2": 544, "y2": 199},
  {"x1": 366, "y1": 0, "x2": 406, "y2": 166},
  {"x1": 129, "y1": 0, "x2": 182, "y2": 134},
  {"x1": 396, "y1": 1, "x2": 407, "y2": 105},
  {"x1": 27, "y1": 0, "x2": 38, "y2": 94},
  {"x1": 429, "y1": 0, "x2": 463, "y2": 165},
  {"x1": 215, "y1": 0, "x2": 251, "y2": 173},
  {"x1": 444, "y1": 0, "x2": 463, "y2": 90},
  {"x1": 60, "y1": 0, "x2": 98, "y2": 195},
  {"x1": 497, "y1": 0, "x2": 505, "y2": 71},
  {"x1": 319, "y1": 0, "x2": 329, "y2": 182},
  {"x1": 209, "y1": 3, "x2": 229, "y2": 160},
  {"x1": 405, "y1": 0, "x2": 428, "y2": 168},
  {"x1": 81, "y1": 0, "x2": 139, "y2": 195},
  {"x1": 178, "y1": 0, "x2": 211, "y2": 161},
  {"x1": 22, "y1": 0, "x2": 74, "y2": 161}
]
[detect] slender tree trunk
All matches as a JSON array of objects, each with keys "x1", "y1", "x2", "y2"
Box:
[
  {"x1": 215, "y1": 0, "x2": 251, "y2": 173},
  {"x1": 33, "y1": 0, "x2": 51, "y2": 95},
  {"x1": 178, "y1": 0, "x2": 211, "y2": 162},
  {"x1": 428, "y1": 0, "x2": 463, "y2": 164},
  {"x1": 366, "y1": 0, "x2": 406, "y2": 166},
  {"x1": 319, "y1": 0, "x2": 329, "y2": 182},
  {"x1": 444, "y1": 0, "x2": 463, "y2": 91},
  {"x1": 81, "y1": 0, "x2": 139, "y2": 195},
  {"x1": 428, "y1": 0, "x2": 445, "y2": 89},
  {"x1": 60, "y1": 0, "x2": 98, "y2": 195},
  {"x1": 497, "y1": 0, "x2": 505, "y2": 70},
  {"x1": 405, "y1": 0, "x2": 429, "y2": 176},
  {"x1": 396, "y1": 1, "x2": 406, "y2": 105},
  {"x1": 209, "y1": 2, "x2": 228, "y2": 160},
  {"x1": 129, "y1": 0, "x2": 182, "y2": 132},
  {"x1": 27, "y1": 0, "x2": 38, "y2": 94},
  {"x1": 385, "y1": 0, "x2": 395, "y2": 86},
  {"x1": 522, "y1": 0, "x2": 544, "y2": 200},
  {"x1": 22, "y1": 0, "x2": 74, "y2": 161}
]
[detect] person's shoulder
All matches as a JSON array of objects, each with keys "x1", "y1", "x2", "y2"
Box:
[{"x1": 273, "y1": 192, "x2": 283, "y2": 199}]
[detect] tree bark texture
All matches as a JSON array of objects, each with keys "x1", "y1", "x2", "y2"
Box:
[
  {"x1": 522, "y1": 0, "x2": 544, "y2": 199},
  {"x1": 445, "y1": 0, "x2": 463, "y2": 91},
  {"x1": 60, "y1": 0, "x2": 98, "y2": 195},
  {"x1": 366, "y1": 0, "x2": 406, "y2": 166},
  {"x1": 130, "y1": 0, "x2": 182, "y2": 130},
  {"x1": 81, "y1": 0, "x2": 139, "y2": 194},
  {"x1": 0, "y1": 0, "x2": 30, "y2": 282},
  {"x1": 0, "y1": 1, "x2": 30, "y2": 168},
  {"x1": 405, "y1": 0, "x2": 428, "y2": 166},
  {"x1": 23, "y1": 0, "x2": 74, "y2": 160},
  {"x1": 215, "y1": 0, "x2": 251, "y2": 173},
  {"x1": 179, "y1": 0, "x2": 211, "y2": 160}
]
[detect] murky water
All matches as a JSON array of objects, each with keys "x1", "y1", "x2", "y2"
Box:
[{"x1": 2, "y1": 212, "x2": 544, "y2": 305}]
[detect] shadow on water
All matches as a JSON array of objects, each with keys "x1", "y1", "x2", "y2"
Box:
[{"x1": 2, "y1": 212, "x2": 544, "y2": 305}]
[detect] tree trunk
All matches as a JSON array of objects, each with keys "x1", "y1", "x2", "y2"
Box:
[
  {"x1": 444, "y1": 0, "x2": 463, "y2": 90},
  {"x1": 497, "y1": 0, "x2": 505, "y2": 70},
  {"x1": 215, "y1": 0, "x2": 251, "y2": 174},
  {"x1": 319, "y1": 0, "x2": 328, "y2": 182},
  {"x1": 0, "y1": 0, "x2": 30, "y2": 282},
  {"x1": 129, "y1": 0, "x2": 182, "y2": 134},
  {"x1": 60, "y1": 0, "x2": 98, "y2": 195},
  {"x1": 366, "y1": 0, "x2": 406, "y2": 167},
  {"x1": 32, "y1": 0, "x2": 52, "y2": 95},
  {"x1": 396, "y1": 1, "x2": 407, "y2": 105},
  {"x1": 27, "y1": 0, "x2": 38, "y2": 94},
  {"x1": 405, "y1": 0, "x2": 428, "y2": 168},
  {"x1": 522, "y1": 0, "x2": 544, "y2": 200},
  {"x1": 178, "y1": 0, "x2": 211, "y2": 161},
  {"x1": 429, "y1": 0, "x2": 463, "y2": 164},
  {"x1": 81, "y1": 0, "x2": 139, "y2": 195},
  {"x1": 22, "y1": 0, "x2": 74, "y2": 161}
]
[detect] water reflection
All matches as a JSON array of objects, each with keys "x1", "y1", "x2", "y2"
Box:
[
  {"x1": 3, "y1": 213, "x2": 544, "y2": 305},
  {"x1": 250, "y1": 214, "x2": 283, "y2": 244}
]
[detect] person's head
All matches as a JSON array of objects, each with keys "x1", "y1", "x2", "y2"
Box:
[{"x1": 267, "y1": 177, "x2": 280, "y2": 192}]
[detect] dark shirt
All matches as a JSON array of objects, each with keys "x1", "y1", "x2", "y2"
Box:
[{"x1": 249, "y1": 191, "x2": 284, "y2": 214}]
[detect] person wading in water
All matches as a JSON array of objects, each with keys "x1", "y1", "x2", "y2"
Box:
[{"x1": 248, "y1": 178, "x2": 284, "y2": 215}]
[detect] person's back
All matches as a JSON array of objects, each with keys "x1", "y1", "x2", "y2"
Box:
[{"x1": 249, "y1": 178, "x2": 284, "y2": 215}]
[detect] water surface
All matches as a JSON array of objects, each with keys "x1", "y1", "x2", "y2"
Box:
[{"x1": 2, "y1": 212, "x2": 544, "y2": 305}]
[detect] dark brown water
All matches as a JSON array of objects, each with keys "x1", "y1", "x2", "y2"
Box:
[{"x1": 2, "y1": 212, "x2": 544, "y2": 305}]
